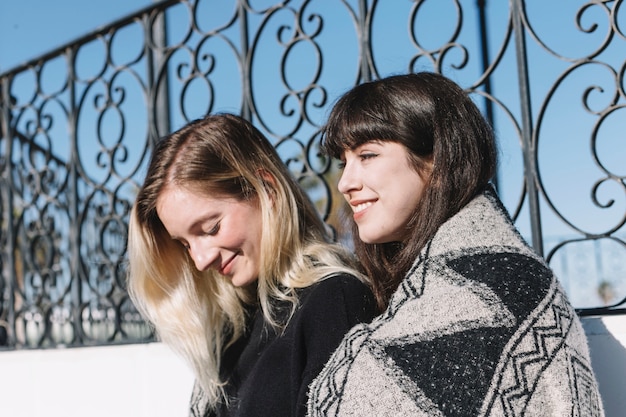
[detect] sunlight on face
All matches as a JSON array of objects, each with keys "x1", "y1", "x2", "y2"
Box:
[
  {"x1": 156, "y1": 186, "x2": 263, "y2": 287},
  {"x1": 338, "y1": 141, "x2": 428, "y2": 243}
]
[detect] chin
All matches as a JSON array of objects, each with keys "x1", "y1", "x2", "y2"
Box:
[
  {"x1": 358, "y1": 230, "x2": 402, "y2": 245},
  {"x1": 231, "y1": 277, "x2": 257, "y2": 288},
  {"x1": 358, "y1": 233, "x2": 385, "y2": 245}
]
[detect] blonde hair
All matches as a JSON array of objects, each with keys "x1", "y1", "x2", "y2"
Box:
[{"x1": 127, "y1": 113, "x2": 366, "y2": 408}]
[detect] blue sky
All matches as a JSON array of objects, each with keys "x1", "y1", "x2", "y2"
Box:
[
  {"x1": 0, "y1": 0, "x2": 154, "y2": 71},
  {"x1": 1, "y1": 0, "x2": 624, "y2": 307}
]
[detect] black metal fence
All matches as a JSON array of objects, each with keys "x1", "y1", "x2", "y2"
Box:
[{"x1": 1, "y1": 0, "x2": 625, "y2": 349}]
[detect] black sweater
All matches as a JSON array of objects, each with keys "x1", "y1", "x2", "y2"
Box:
[{"x1": 190, "y1": 274, "x2": 377, "y2": 417}]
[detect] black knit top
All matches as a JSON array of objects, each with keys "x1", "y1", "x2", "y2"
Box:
[{"x1": 190, "y1": 273, "x2": 377, "y2": 417}]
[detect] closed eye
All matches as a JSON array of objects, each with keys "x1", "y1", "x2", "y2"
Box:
[
  {"x1": 359, "y1": 153, "x2": 378, "y2": 160},
  {"x1": 206, "y1": 222, "x2": 220, "y2": 236}
]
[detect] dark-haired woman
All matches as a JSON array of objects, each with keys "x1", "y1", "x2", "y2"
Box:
[{"x1": 308, "y1": 72, "x2": 604, "y2": 416}]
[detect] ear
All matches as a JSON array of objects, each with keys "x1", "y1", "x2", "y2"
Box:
[
  {"x1": 257, "y1": 168, "x2": 276, "y2": 186},
  {"x1": 256, "y1": 169, "x2": 277, "y2": 206}
]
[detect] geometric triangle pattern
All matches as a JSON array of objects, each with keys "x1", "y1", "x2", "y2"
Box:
[{"x1": 308, "y1": 188, "x2": 605, "y2": 417}]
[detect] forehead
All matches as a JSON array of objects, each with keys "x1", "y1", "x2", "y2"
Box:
[{"x1": 156, "y1": 186, "x2": 258, "y2": 235}]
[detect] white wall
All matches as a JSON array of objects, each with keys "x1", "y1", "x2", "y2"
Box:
[
  {"x1": 0, "y1": 316, "x2": 624, "y2": 417},
  {"x1": 582, "y1": 316, "x2": 626, "y2": 417},
  {"x1": 0, "y1": 343, "x2": 194, "y2": 417}
]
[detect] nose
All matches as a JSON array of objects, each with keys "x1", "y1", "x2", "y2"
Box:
[
  {"x1": 188, "y1": 241, "x2": 219, "y2": 272},
  {"x1": 337, "y1": 160, "x2": 361, "y2": 195}
]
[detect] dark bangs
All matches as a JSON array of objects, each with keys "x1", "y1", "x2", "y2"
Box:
[
  {"x1": 321, "y1": 78, "x2": 434, "y2": 159},
  {"x1": 321, "y1": 85, "x2": 400, "y2": 159}
]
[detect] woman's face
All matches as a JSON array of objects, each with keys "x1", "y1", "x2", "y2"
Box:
[
  {"x1": 338, "y1": 140, "x2": 428, "y2": 244},
  {"x1": 156, "y1": 186, "x2": 263, "y2": 287}
]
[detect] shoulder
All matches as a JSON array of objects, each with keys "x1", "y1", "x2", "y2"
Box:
[
  {"x1": 294, "y1": 274, "x2": 377, "y2": 328},
  {"x1": 300, "y1": 274, "x2": 373, "y2": 306}
]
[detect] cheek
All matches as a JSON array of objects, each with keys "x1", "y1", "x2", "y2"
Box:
[{"x1": 240, "y1": 213, "x2": 263, "y2": 251}]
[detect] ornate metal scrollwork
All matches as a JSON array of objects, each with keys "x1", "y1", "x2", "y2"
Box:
[{"x1": 0, "y1": 0, "x2": 624, "y2": 349}]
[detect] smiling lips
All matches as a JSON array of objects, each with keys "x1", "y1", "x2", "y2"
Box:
[
  {"x1": 218, "y1": 252, "x2": 239, "y2": 275},
  {"x1": 353, "y1": 201, "x2": 373, "y2": 213}
]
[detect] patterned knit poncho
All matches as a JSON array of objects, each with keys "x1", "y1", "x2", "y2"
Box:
[{"x1": 307, "y1": 188, "x2": 604, "y2": 416}]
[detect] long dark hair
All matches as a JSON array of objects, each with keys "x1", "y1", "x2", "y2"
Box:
[{"x1": 322, "y1": 72, "x2": 497, "y2": 309}]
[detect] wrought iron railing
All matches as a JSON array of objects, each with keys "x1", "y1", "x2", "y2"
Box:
[{"x1": 1, "y1": 0, "x2": 625, "y2": 349}]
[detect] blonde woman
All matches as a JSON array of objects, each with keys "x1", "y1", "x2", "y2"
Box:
[{"x1": 127, "y1": 113, "x2": 377, "y2": 416}]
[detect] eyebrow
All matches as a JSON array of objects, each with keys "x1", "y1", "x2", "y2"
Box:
[{"x1": 168, "y1": 212, "x2": 220, "y2": 241}]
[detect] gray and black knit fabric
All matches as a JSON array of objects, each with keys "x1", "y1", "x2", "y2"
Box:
[{"x1": 307, "y1": 187, "x2": 604, "y2": 417}]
